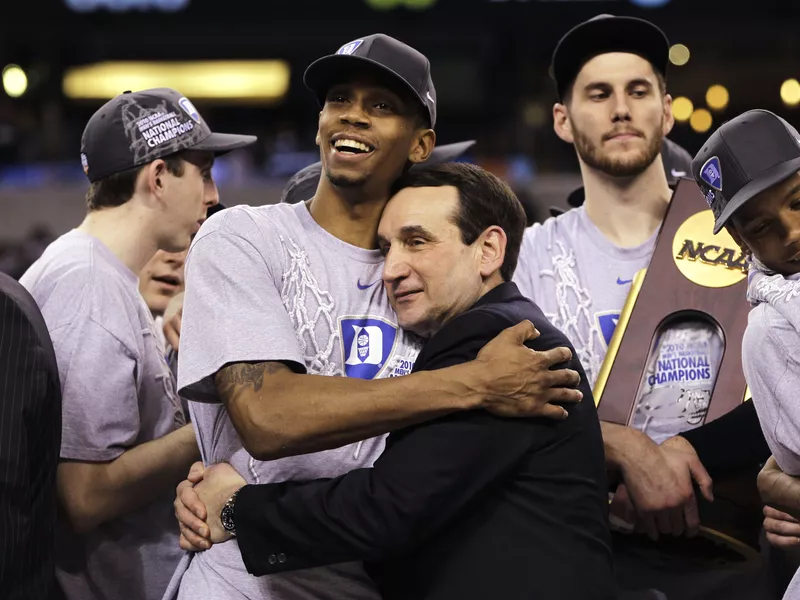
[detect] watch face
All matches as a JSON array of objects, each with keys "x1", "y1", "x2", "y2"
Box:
[{"x1": 221, "y1": 504, "x2": 236, "y2": 533}]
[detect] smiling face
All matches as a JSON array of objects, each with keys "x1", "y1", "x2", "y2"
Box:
[
  {"x1": 139, "y1": 248, "x2": 187, "y2": 317},
  {"x1": 554, "y1": 52, "x2": 673, "y2": 178},
  {"x1": 316, "y1": 73, "x2": 434, "y2": 198},
  {"x1": 730, "y1": 171, "x2": 800, "y2": 276}
]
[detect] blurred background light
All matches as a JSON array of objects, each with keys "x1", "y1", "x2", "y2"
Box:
[{"x1": 62, "y1": 61, "x2": 290, "y2": 102}]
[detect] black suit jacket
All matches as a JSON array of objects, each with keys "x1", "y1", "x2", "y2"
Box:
[
  {"x1": 235, "y1": 282, "x2": 615, "y2": 599},
  {"x1": 0, "y1": 273, "x2": 62, "y2": 599}
]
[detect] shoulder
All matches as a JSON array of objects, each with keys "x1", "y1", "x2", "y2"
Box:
[
  {"x1": 187, "y1": 204, "x2": 300, "y2": 270},
  {"x1": 195, "y1": 204, "x2": 296, "y2": 243},
  {"x1": 744, "y1": 303, "x2": 799, "y2": 359},
  {"x1": 521, "y1": 208, "x2": 581, "y2": 254}
]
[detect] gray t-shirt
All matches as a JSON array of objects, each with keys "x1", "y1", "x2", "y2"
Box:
[
  {"x1": 171, "y1": 202, "x2": 422, "y2": 600},
  {"x1": 19, "y1": 230, "x2": 186, "y2": 600},
  {"x1": 514, "y1": 207, "x2": 722, "y2": 442}
]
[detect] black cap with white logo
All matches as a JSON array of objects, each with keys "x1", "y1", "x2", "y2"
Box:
[
  {"x1": 303, "y1": 34, "x2": 437, "y2": 129},
  {"x1": 692, "y1": 109, "x2": 800, "y2": 234},
  {"x1": 551, "y1": 14, "x2": 670, "y2": 101},
  {"x1": 80, "y1": 88, "x2": 257, "y2": 183}
]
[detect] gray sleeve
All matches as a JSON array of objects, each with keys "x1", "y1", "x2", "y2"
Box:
[
  {"x1": 53, "y1": 317, "x2": 140, "y2": 462},
  {"x1": 742, "y1": 308, "x2": 800, "y2": 475},
  {"x1": 513, "y1": 228, "x2": 538, "y2": 301},
  {"x1": 177, "y1": 209, "x2": 305, "y2": 403}
]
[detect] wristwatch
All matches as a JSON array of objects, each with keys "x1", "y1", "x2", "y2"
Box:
[{"x1": 220, "y1": 489, "x2": 240, "y2": 537}]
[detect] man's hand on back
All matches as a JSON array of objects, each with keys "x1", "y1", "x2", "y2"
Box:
[{"x1": 472, "y1": 320, "x2": 583, "y2": 421}]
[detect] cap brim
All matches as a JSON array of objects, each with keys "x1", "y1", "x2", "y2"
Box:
[
  {"x1": 423, "y1": 140, "x2": 476, "y2": 165},
  {"x1": 713, "y1": 155, "x2": 800, "y2": 234},
  {"x1": 304, "y1": 55, "x2": 428, "y2": 123},
  {"x1": 192, "y1": 132, "x2": 257, "y2": 155}
]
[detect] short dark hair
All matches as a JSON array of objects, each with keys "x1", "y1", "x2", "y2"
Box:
[
  {"x1": 390, "y1": 162, "x2": 526, "y2": 281},
  {"x1": 85, "y1": 154, "x2": 186, "y2": 211}
]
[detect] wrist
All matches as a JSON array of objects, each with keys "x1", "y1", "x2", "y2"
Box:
[
  {"x1": 444, "y1": 363, "x2": 485, "y2": 410},
  {"x1": 602, "y1": 422, "x2": 650, "y2": 472},
  {"x1": 220, "y1": 486, "x2": 245, "y2": 538}
]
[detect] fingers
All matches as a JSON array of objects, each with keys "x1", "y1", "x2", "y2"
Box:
[
  {"x1": 766, "y1": 531, "x2": 800, "y2": 549},
  {"x1": 164, "y1": 325, "x2": 180, "y2": 351},
  {"x1": 638, "y1": 514, "x2": 659, "y2": 542},
  {"x1": 537, "y1": 346, "x2": 573, "y2": 367},
  {"x1": 503, "y1": 320, "x2": 541, "y2": 344},
  {"x1": 175, "y1": 493, "x2": 210, "y2": 540},
  {"x1": 177, "y1": 479, "x2": 207, "y2": 521},
  {"x1": 682, "y1": 493, "x2": 701, "y2": 537},
  {"x1": 179, "y1": 527, "x2": 211, "y2": 552},
  {"x1": 764, "y1": 506, "x2": 800, "y2": 523},
  {"x1": 609, "y1": 485, "x2": 636, "y2": 534},
  {"x1": 689, "y1": 460, "x2": 714, "y2": 503},
  {"x1": 545, "y1": 367, "x2": 582, "y2": 391},
  {"x1": 536, "y1": 404, "x2": 569, "y2": 421},
  {"x1": 543, "y1": 386, "x2": 582, "y2": 405},
  {"x1": 188, "y1": 461, "x2": 205, "y2": 484}
]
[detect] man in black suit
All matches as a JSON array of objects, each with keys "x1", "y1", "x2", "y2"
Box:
[
  {"x1": 0, "y1": 272, "x2": 61, "y2": 599},
  {"x1": 183, "y1": 163, "x2": 615, "y2": 599}
]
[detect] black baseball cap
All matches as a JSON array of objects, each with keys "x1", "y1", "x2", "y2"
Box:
[
  {"x1": 551, "y1": 15, "x2": 670, "y2": 101},
  {"x1": 280, "y1": 140, "x2": 475, "y2": 204},
  {"x1": 80, "y1": 88, "x2": 257, "y2": 183},
  {"x1": 303, "y1": 34, "x2": 437, "y2": 129},
  {"x1": 692, "y1": 109, "x2": 800, "y2": 234}
]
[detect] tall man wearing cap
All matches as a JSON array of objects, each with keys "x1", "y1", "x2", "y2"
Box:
[
  {"x1": 19, "y1": 88, "x2": 256, "y2": 600},
  {"x1": 170, "y1": 35, "x2": 581, "y2": 599},
  {"x1": 514, "y1": 15, "x2": 772, "y2": 599},
  {"x1": 693, "y1": 109, "x2": 800, "y2": 599}
]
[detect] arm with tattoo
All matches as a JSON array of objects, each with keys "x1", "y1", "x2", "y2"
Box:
[{"x1": 214, "y1": 321, "x2": 583, "y2": 461}]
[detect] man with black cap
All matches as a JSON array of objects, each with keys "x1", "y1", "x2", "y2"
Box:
[
  {"x1": 169, "y1": 34, "x2": 580, "y2": 600},
  {"x1": 693, "y1": 109, "x2": 800, "y2": 597},
  {"x1": 18, "y1": 87, "x2": 256, "y2": 600},
  {"x1": 513, "y1": 15, "x2": 773, "y2": 599}
]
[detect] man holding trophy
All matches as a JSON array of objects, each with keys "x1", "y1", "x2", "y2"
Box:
[{"x1": 515, "y1": 14, "x2": 773, "y2": 599}]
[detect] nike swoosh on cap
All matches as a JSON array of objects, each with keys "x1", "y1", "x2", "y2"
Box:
[
  {"x1": 616, "y1": 277, "x2": 633, "y2": 285},
  {"x1": 357, "y1": 279, "x2": 380, "y2": 290}
]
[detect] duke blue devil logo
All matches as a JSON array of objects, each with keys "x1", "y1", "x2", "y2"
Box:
[
  {"x1": 340, "y1": 316, "x2": 398, "y2": 380},
  {"x1": 699, "y1": 156, "x2": 722, "y2": 191},
  {"x1": 178, "y1": 97, "x2": 201, "y2": 124},
  {"x1": 597, "y1": 312, "x2": 621, "y2": 348},
  {"x1": 336, "y1": 40, "x2": 364, "y2": 56}
]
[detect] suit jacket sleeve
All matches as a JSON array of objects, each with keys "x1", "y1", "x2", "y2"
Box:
[
  {"x1": 235, "y1": 309, "x2": 550, "y2": 576},
  {"x1": 0, "y1": 281, "x2": 61, "y2": 598}
]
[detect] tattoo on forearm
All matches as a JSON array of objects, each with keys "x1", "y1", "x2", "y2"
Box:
[{"x1": 217, "y1": 362, "x2": 284, "y2": 393}]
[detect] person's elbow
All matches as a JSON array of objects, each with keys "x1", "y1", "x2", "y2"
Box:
[
  {"x1": 231, "y1": 400, "x2": 303, "y2": 461},
  {"x1": 58, "y1": 487, "x2": 105, "y2": 534}
]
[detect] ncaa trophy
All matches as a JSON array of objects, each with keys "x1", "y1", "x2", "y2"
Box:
[{"x1": 593, "y1": 177, "x2": 760, "y2": 558}]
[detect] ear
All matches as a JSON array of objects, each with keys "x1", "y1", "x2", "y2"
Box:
[
  {"x1": 140, "y1": 160, "x2": 167, "y2": 197},
  {"x1": 726, "y1": 224, "x2": 752, "y2": 257},
  {"x1": 553, "y1": 103, "x2": 574, "y2": 144},
  {"x1": 408, "y1": 129, "x2": 436, "y2": 165},
  {"x1": 662, "y1": 94, "x2": 675, "y2": 136},
  {"x1": 477, "y1": 225, "x2": 507, "y2": 279}
]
